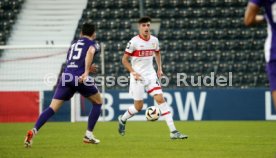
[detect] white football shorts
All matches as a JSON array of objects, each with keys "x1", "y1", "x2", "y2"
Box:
[{"x1": 129, "y1": 77, "x2": 163, "y2": 100}]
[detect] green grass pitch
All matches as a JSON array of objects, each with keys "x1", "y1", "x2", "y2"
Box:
[{"x1": 0, "y1": 121, "x2": 275, "y2": 158}]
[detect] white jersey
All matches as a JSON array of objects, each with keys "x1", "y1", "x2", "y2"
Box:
[{"x1": 125, "y1": 35, "x2": 160, "y2": 79}]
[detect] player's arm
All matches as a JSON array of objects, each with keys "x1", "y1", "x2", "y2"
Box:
[
  {"x1": 155, "y1": 51, "x2": 163, "y2": 78},
  {"x1": 122, "y1": 53, "x2": 141, "y2": 80},
  {"x1": 244, "y1": 2, "x2": 264, "y2": 26},
  {"x1": 80, "y1": 46, "x2": 95, "y2": 82},
  {"x1": 89, "y1": 64, "x2": 97, "y2": 73},
  {"x1": 122, "y1": 53, "x2": 134, "y2": 73}
]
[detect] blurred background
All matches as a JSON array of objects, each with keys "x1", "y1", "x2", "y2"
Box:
[{"x1": 0, "y1": 0, "x2": 274, "y2": 122}]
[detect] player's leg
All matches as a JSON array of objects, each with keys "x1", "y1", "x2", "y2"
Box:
[
  {"x1": 153, "y1": 94, "x2": 176, "y2": 132},
  {"x1": 153, "y1": 94, "x2": 188, "y2": 139},
  {"x1": 121, "y1": 100, "x2": 143, "y2": 121},
  {"x1": 24, "y1": 81, "x2": 75, "y2": 148},
  {"x1": 118, "y1": 100, "x2": 143, "y2": 136},
  {"x1": 35, "y1": 99, "x2": 64, "y2": 131},
  {"x1": 24, "y1": 99, "x2": 64, "y2": 148},
  {"x1": 118, "y1": 80, "x2": 144, "y2": 136},
  {"x1": 77, "y1": 83, "x2": 102, "y2": 144},
  {"x1": 147, "y1": 78, "x2": 187, "y2": 139},
  {"x1": 83, "y1": 92, "x2": 102, "y2": 144}
]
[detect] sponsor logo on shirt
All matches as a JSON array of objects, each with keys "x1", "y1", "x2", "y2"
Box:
[{"x1": 138, "y1": 50, "x2": 155, "y2": 56}]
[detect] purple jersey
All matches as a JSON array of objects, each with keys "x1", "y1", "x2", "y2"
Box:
[
  {"x1": 64, "y1": 37, "x2": 100, "y2": 76},
  {"x1": 250, "y1": 0, "x2": 276, "y2": 62},
  {"x1": 53, "y1": 37, "x2": 100, "y2": 100}
]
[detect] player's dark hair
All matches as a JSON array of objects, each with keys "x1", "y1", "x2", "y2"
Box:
[
  {"x1": 81, "y1": 23, "x2": 96, "y2": 36},
  {"x1": 138, "y1": 16, "x2": 151, "y2": 23}
]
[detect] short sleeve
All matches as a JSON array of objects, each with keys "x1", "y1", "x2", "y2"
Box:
[
  {"x1": 250, "y1": 0, "x2": 262, "y2": 7},
  {"x1": 91, "y1": 41, "x2": 100, "y2": 54},
  {"x1": 125, "y1": 40, "x2": 135, "y2": 55},
  {"x1": 156, "y1": 39, "x2": 160, "y2": 52}
]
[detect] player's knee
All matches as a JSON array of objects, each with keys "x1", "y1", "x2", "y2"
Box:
[
  {"x1": 88, "y1": 93, "x2": 103, "y2": 105},
  {"x1": 92, "y1": 99, "x2": 102, "y2": 105},
  {"x1": 134, "y1": 101, "x2": 143, "y2": 111},
  {"x1": 154, "y1": 94, "x2": 165, "y2": 104},
  {"x1": 90, "y1": 97, "x2": 103, "y2": 105},
  {"x1": 135, "y1": 104, "x2": 143, "y2": 111},
  {"x1": 136, "y1": 106, "x2": 143, "y2": 112}
]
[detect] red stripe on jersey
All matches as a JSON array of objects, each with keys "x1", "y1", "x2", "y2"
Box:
[
  {"x1": 131, "y1": 49, "x2": 157, "y2": 57},
  {"x1": 147, "y1": 87, "x2": 161, "y2": 94},
  {"x1": 161, "y1": 111, "x2": 171, "y2": 116},
  {"x1": 124, "y1": 51, "x2": 132, "y2": 56},
  {"x1": 128, "y1": 109, "x2": 133, "y2": 115}
]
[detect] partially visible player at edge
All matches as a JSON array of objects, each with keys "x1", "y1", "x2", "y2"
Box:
[
  {"x1": 244, "y1": 0, "x2": 276, "y2": 111},
  {"x1": 24, "y1": 23, "x2": 102, "y2": 147},
  {"x1": 118, "y1": 16, "x2": 188, "y2": 139}
]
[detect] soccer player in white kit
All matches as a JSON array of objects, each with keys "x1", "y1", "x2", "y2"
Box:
[{"x1": 118, "y1": 16, "x2": 188, "y2": 139}]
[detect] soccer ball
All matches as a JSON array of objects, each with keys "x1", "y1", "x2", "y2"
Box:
[{"x1": 145, "y1": 106, "x2": 161, "y2": 121}]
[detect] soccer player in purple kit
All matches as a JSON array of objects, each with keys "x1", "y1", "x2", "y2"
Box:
[
  {"x1": 244, "y1": 0, "x2": 276, "y2": 111},
  {"x1": 24, "y1": 23, "x2": 102, "y2": 147}
]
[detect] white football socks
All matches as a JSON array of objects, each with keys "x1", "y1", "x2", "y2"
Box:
[
  {"x1": 121, "y1": 106, "x2": 139, "y2": 122},
  {"x1": 32, "y1": 128, "x2": 38, "y2": 135},
  {"x1": 158, "y1": 102, "x2": 176, "y2": 132},
  {"x1": 86, "y1": 130, "x2": 93, "y2": 138}
]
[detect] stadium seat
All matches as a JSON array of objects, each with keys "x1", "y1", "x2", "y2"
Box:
[
  {"x1": 190, "y1": 62, "x2": 204, "y2": 73},
  {"x1": 108, "y1": 19, "x2": 121, "y2": 29},
  {"x1": 182, "y1": 41, "x2": 195, "y2": 51},
  {"x1": 156, "y1": 0, "x2": 169, "y2": 8},
  {"x1": 220, "y1": 8, "x2": 236, "y2": 17},
  {"x1": 242, "y1": 73, "x2": 258, "y2": 86},
  {"x1": 196, "y1": 0, "x2": 209, "y2": 7},
  {"x1": 158, "y1": 29, "x2": 171, "y2": 40},
  {"x1": 125, "y1": 9, "x2": 139, "y2": 18},
  {"x1": 232, "y1": 61, "x2": 248, "y2": 72},
  {"x1": 182, "y1": 0, "x2": 196, "y2": 7},
  {"x1": 203, "y1": 18, "x2": 218, "y2": 28},
  {"x1": 178, "y1": 8, "x2": 194, "y2": 18},
  {"x1": 249, "y1": 51, "x2": 263, "y2": 61},
  {"x1": 176, "y1": 61, "x2": 190, "y2": 72},
  {"x1": 254, "y1": 29, "x2": 267, "y2": 38},
  {"x1": 168, "y1": 0, "x2": 181, "y2": 8},
  {"x1": 175, "y1": 18, "x2": 190, "y2": 28},
  {"x1": 224, "y1": 0, "x2": 240, "y2": 7},
  {"x1": 164, "y1": 62, "x2": 176, "y2": 72},
  {"x1": 218, "y1": 62, "x2": 232, "y2": 73},
  {"x1": 247, "y1": 62, "x2": 262, "y2": 73},
  {"x1": 257, "y1": 73, "x2": 269, "y2": 86},
  {"x1": 163, "y1": 51, "x2": 176, "y2": 62},
  {"x1": 87, "y1": 1, "x2": 99, "y2": 8},
  {"x1": 72, "y1": 0, "x2": 268, "y2": 89},
  {"x1": 120, "y1": 20, "x2": 131, "y2": 29},
  {"x1": 235, "y1": 51, "x2": 249, "y2": 61},
  {"x1": 102, "y1": 0, "x2": 114, "y2": 8},
  {"x1": 231, "y1": 73, "x2": 243, "y2": 87},
  {"x1": 172, "y1": 40, "x2": 183, "y2": 50},
  {"x1": 203, "y1": 62, "x2": 216, "y2": 73},
  {"x1": 220, "y1": 51, "x2": 235, "y2": 62},
  {"x1": 129, "y1": 0, "x2": 139, "y2": 8},
  {"x1": 0, "y1": 0, "x2": 23, "y2": 46},
  {"x1": 212, "y1": 50, "x2": 221, "y2": 61}
]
